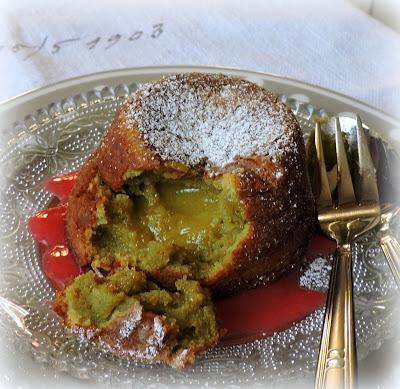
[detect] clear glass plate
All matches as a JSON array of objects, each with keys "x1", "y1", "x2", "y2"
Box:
[{"x1": 0, "y1": 76, "x2": 399, "y2": 388}]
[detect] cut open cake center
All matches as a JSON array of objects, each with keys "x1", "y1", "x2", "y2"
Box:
[{"x1": 90, "y1": 170, "x2": 248, "y2": 282}]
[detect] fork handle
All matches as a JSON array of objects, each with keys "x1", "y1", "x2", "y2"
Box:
[
  {"x1": 315, "y1": 244, "x2": 357, "y2": 389},
  {"x1": 379, "y1": 232, "x2": 400, "y2": 287}
]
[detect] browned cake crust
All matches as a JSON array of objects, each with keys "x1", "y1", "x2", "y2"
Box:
[{"x1": 66, "y1": 73, "x2": 316, "y2": 295}]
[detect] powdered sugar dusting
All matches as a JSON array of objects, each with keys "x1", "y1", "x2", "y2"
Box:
[
  {"x1": 299, "y1": 256, "x2": 332, "y2": 292},
  {"x1": 119, "y1": 303, "x2": 143, "y2": 339},
  {"x1": 126, "y1": 73, "x2": 298, "y2": 170}
]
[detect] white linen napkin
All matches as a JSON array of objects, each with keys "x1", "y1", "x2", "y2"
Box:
[{"x1": 1, "y1": 0, "x2": 400, "y2": 115}]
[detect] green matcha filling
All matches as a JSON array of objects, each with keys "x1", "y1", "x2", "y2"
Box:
[
  {"x1": 91, "y1": 171, "x2": 248, "y2": 281},
  {"x1": 59, "y1": 267, "x2": 219, "y2": 350}
]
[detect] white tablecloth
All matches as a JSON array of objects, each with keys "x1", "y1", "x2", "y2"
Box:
[
  {"x1": 1, "y1": 0, "x2": 400, "y2": 115},
  {"x1": 1, "y1": 1, "x2": 400, "y2": 388}
]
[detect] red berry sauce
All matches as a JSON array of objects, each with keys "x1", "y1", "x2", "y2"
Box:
[{"x1": 28, "y1": 171, "x2": 334, "y2": 343}]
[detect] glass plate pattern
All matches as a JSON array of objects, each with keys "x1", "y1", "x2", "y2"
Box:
[{"x1": 0, "y1": 80, "x2": 399, "y2": 388}]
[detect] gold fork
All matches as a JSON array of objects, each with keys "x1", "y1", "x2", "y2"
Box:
[{"x1": 314, "y1": 116, "x2": 381, "y2": 389}]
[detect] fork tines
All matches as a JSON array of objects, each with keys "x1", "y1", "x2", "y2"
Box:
[
  {"x1": 334, "y1": 117, "x2": 356, "y2": 206},
  {"x1": 314, "y1": 121, "x2": 333, "y2": 209},
  {"x1": 314, "y1": 116, "x2": 380, "y2": 207},
  {"x1": 356, "y1": 116, "x2": 380, "y2": 204}
]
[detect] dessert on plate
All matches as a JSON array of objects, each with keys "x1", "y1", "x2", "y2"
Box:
[{"x1": 53, "y1": 73, "x2": 316, "y2": 367}]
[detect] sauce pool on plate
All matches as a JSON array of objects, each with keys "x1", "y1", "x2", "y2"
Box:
[{"x1": 28, "y1": 172, "x2": 334, "y2": 344}]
